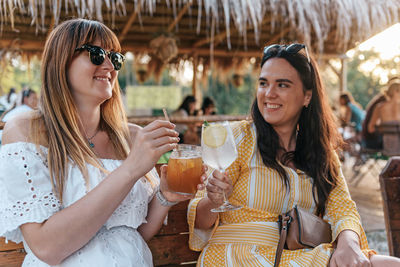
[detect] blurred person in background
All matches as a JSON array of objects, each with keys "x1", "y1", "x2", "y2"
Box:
[
  {"x1": 1, "y1": 88, "x2": 38, "y2": 122},
  {"x1": 339, "y1": 91, "x2": 365, "y2": 139},
  {"x1": 361, "y1": 93, "x2": 386, "y2": 150},
  {"x1": 0, "y1": 87, "x2": 17, "y2": 111},
  {"x1": 368, "y1": 78, "x2": 400, "y2": 134},
  {"x1": 201, "y1": 96, "x2": 216, "y2": 116},
  {"x1": 172, "y1": 95, "x2": 197, "y2": 144},
  {"x1": 0, "y1": 88, "x2": 38, "y2": 144}
]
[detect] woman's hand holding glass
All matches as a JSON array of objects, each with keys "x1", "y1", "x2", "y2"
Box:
[
  {"x1": 159, "y1": 164, "x2": 207, "y2": 203},
  {"x1": 126, "y1": 120, "x2": 179, "y2": 178},
  {"x1": 201, "y1": 121, "x2": 242, "y2": 212},
  {"x1": 205, "y1": 170, "x2": 234, "y2": 207}
]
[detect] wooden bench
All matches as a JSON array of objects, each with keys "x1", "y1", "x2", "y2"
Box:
[
  {"x1": 148, "y1": 200, "x2": 200, "y2": 266},
  {"x1": 0, "y1": 238, "x2": 25, "y2": 267},
  {"x1": 380, "y1": 157, "x2": 400, "y2": 257}
]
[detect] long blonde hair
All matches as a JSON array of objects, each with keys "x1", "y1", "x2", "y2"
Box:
[{"x1": 32, "y1": 19, "x2": 131, "y2": 201}]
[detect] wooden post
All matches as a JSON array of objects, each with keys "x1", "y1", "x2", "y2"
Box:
[
  {"x1": 339, "y1": 57, "x2": 348, "y2": 92},
  {"x1": 379, "y1": 157, "x2": 400, "y2": 257}
]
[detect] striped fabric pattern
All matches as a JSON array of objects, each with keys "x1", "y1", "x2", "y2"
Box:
[{"x1": 188, "y1": 120, "x2": 375, "y2": 266}]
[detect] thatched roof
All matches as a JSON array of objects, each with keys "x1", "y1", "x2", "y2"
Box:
[{"x1": 1, "y1": 0, "x2": 399, "y2": 58}]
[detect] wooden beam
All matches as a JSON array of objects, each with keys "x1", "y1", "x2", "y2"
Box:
[
  {"x1": 263, "y1": 27, "x2": 291, "y2": 45},
  {"x1": 128, "y1": 114, "x2": 249, "y2": 125},
  {"x1": 0, "y1": 39, "x2": 46, "y2": 51},
  {"x1": 119, "y1": 2, "x2": 141, "y2": 42},
  {"x1": 0, "y1": 38, "x2": 346, "y2": 60},
  {"x1": 120, "y1": 44, "x2": 346, "y2": 59},
  {"x1": 167, "y1": 1, "x2": 192, "y2": 33},
  {"x1": 327, "y1": 61, "x2": 340, "y2": 77},
  {"x1": 193, "y1": 30, "x2": 230, "y2": 48}
]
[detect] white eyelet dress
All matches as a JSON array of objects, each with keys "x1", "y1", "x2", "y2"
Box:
[{"x1": 0, "y1": 142, "x2": 159, "y2": 267}]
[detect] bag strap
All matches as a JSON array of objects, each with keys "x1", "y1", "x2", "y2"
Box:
[{"x1": 274, "y1": 215, "x2": 292, "y2": 267}]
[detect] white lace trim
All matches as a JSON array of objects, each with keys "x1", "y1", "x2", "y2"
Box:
[
  {"x1": 0, "y1": 142, "x2": 159, "y2": 243},
  {"x1": 0, "y1": 143, "x2": 61, "y2": 243}
]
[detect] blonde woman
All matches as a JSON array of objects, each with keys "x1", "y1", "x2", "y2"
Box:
[{"x1": 0, "y1": 19, "x2": 202, "y2": 266}]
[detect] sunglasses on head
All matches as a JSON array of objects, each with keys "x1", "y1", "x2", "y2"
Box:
[
  {"x1": 263, "y1": 43, "x2": 310, "y2": 63},
  {"x1": 75, "y1": 44, "x2": 126, "y2": 71}
]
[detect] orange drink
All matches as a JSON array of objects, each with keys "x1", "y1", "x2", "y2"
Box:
[{"x1": 167, "y1": 144, "x2": 202, "y2": 196}]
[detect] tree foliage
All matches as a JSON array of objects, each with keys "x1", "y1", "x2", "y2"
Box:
[
  {"x1": 0, "y1": 57, "x2": 41, "y2": 94},
  {"x1": 346, "y1": 49, "x2": 399, "y2": 108},
  {"x1": 202, "y1": 74, "x2": 255, "y2": 115}
]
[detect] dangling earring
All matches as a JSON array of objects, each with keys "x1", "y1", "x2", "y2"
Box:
[{"x1": 296, "y1": 123, "x2": 299, "y2": 140}]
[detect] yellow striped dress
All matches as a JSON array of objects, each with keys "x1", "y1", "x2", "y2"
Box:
[{"x1": 188, "y1": 120, "x2": 375, "y2": 267}]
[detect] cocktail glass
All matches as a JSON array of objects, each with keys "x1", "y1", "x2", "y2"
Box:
[{"x1": 201, "y1": 121, "x2": 242, "y2": 212}]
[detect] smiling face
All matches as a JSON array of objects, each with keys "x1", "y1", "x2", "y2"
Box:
[
  {"x1": 257, "y1": 57, "x2": 312, "y2": 132},
  {"x1": 67, "y1": 40, "x2": 118, "y2": 107}
]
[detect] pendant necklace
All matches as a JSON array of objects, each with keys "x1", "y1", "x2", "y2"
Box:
[{"x1": 87, "y1": 128, "x2": 100, "y2": 148}]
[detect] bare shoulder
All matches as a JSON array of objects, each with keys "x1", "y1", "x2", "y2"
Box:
[
  {"x1": 2, "y1": 112, "x2": 35, "y2": 145},
  {"x1": 374, "y1": 102, "x2": 386, "y2": 114},
  {"x1": 127, "y1": 123, "x2": 142, "y2": 140}
]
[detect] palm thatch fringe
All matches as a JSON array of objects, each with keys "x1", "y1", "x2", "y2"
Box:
[{"x1": 0, "y1": 0, "x2": 399, "y2": 52}]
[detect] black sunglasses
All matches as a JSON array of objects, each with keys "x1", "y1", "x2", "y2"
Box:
[
  {"x1": 75, "y1": 44, "x2": 126, "y2": 71},
  {"x1": 263, "y1": 43, "x2": 310, "y2": 63}
]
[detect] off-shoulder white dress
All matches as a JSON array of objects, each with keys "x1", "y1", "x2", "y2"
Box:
[{"x1": 0, "y1": 142, "x2": 159, "y2": 267}]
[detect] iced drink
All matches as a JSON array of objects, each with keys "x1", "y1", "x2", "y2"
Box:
[{"x1": 167, "y1": 144, "x2": 202, "y2": 196}]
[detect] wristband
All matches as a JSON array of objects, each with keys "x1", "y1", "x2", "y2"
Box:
[{"x1": 156, "y1": 187, "x2": 178, "y2": 207}]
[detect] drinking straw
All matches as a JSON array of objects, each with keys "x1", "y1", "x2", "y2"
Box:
[{"x1": 162, "y1": 108, "x2": 170, "y2": 122}]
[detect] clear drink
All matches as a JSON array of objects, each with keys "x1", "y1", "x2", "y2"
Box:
[
  {"x1": 201, "y1": 121, "x2": 242, "y2": 212},
  {"x1": 167, "y1": 144, "x2": 202, "y2": 196},
  {"x1": 201, "y1": 136, "x2": 237, "y2": 170}
]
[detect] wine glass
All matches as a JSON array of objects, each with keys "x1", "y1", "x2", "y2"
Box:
[{"x1": 201, "y1": 121, "x2": 242, "y2": 212}]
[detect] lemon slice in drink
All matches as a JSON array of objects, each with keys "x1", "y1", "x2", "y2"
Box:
[{"x1": 203, "y1": 124, "x2": 227, "y2": 148}]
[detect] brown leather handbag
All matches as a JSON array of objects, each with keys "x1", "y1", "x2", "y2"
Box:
[{"x1": 274, "y1": 206, "x2": 332, "y2": 267}]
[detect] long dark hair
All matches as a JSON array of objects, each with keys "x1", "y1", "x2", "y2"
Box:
[
  {"x1": 178, "y1": 95, "x2": 196, "y2": 115},
  {"x1": 201, "y1": 96, "x2": 216, "y2": 115},
  {"x1": 251, "y1": 47, "x2": 343, "y2": 216},
  {"x1": 7, "y1": 88, "x2": 15, "y2": 103}
]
